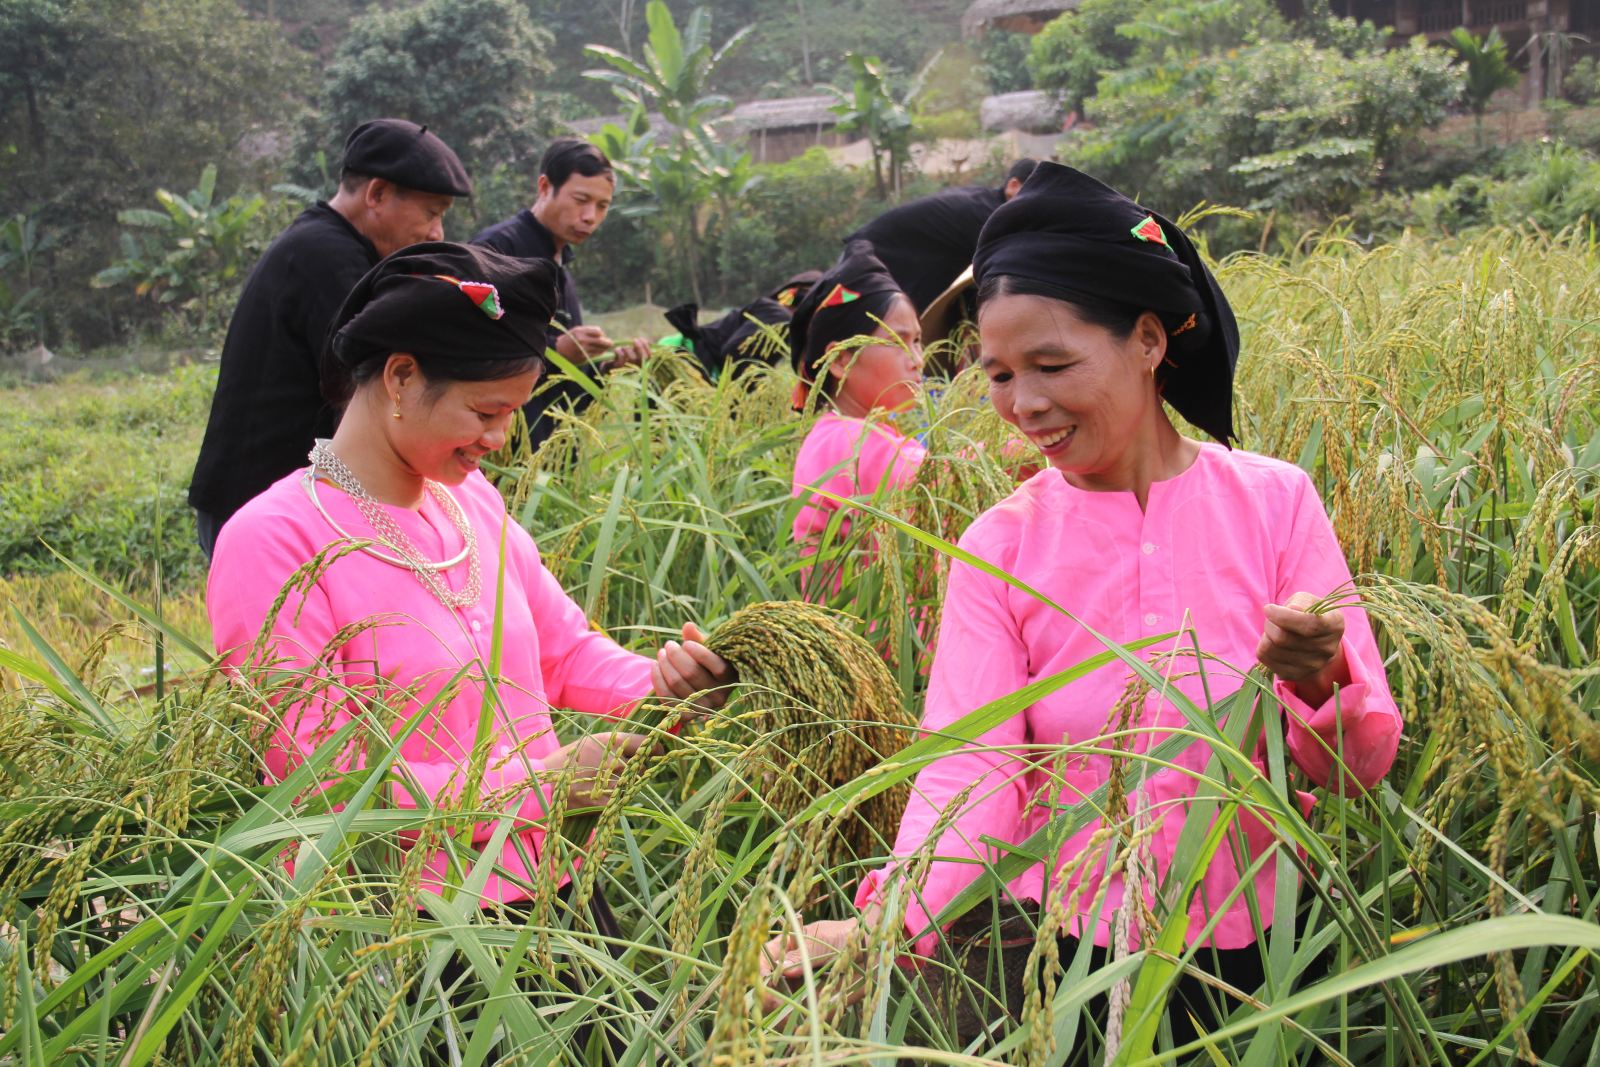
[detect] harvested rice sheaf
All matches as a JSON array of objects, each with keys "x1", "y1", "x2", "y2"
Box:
[{"x1": 704, "y1": 601, "x2": 915, "y2": 861}]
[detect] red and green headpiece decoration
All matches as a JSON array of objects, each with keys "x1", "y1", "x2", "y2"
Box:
[
  {"x1": 431, "y1": 274, "x2": 505, "y2": 320},
  {"x1": 787, "y1": 241, "x2": 905, "y2": 408},
  {"x1": 972, "y1": 162, "x2": 1241, "y2": 446}
]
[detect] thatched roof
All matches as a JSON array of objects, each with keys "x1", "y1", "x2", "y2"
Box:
[
  {"x1": 980, "y1": 90, "x2": 1064, "y2": 134},
  {"x1": 729, "y1": 95, "x2": 840, "y2": 134},
  {"x1": 961, "y1": 0, "x2": 1079, "y2": 34},
  {"x1": 564, "y1": 111, "x2": 669, "y2": 136}
]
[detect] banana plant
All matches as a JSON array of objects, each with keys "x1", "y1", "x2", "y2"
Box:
[
  {"x1": 91, "y1": 163, "x2": 267, "y2": 337},
  {"x1": 828, "y1": 53, "x2": 915, "y2": 200},
  {"x1": 583, "y1": 0, "x2": 754, "y2": 303}
]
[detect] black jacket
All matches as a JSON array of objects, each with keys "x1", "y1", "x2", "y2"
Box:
[
  {"x1": 845, "y1": 184, "x2": 1005, "y2": 313},
  {"x1": 471, "y1": 208, "x2": 593, "y2": 448},
  {"x1": 188, "y1": 203, "x2": 378, "y2": 525}
]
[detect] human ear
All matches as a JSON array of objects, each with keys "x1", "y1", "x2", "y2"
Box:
[
  {"x1": 384, "y1": 353, "x2": 420, "y2": 396},
  {"x1": 1132, "y1": 311, "x2": 1167, "y2": 375},
  {"x1": 825, "y1": 343, "x2": 852, "y2": 381},
  {"x1": 365, "y1": 177, "x2": 395, "y2": 211}
]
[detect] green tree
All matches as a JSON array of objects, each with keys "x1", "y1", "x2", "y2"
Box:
[
  {"x1": 0, "y1": 0, "x2": 306, "y2": 345},
  {"x1": 585, "y1": 0, "x2": 754, "y2": 303},
  {"x1": 90, "y1": 164, "x2": 272, "y2": 338},
  {"x1": 1075, "y1": 27, "x2": 1461, "y2": 216},
  {"x1": 296, "y1": 0, "x2": 555, "y2": 220},
  {"x1": 1449, "y1": 27, "x2": 1519, "y2": 148},
  {"x1": 829, "y1": 54, "x2": 915, "y2": 200},
  {"x1": 1027, "y1": 0, "x2": 1151, "y2": 112},
  {"x1": 978, "y1": 31, "x2": 1033, "y2": 95}
]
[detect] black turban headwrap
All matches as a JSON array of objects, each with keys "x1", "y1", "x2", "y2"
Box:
[
  {"x1": 664, "y1": 297, "x2": 792, "y2": 381},
  {"x1": 788, "y1": 243, "x2": 905, "y2": 406},
  {"x1": 322, "y1": 241, "x2": 560, "y2": 404},
  {"x1": 973, "y1": 162, "x2": 1240, "y2": 445},
  {"x1": 770, "y1": 269, "x2": 822, "y2": 308}
]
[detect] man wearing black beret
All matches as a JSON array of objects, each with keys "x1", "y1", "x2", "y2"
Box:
[{"x1": 188, "y1": 119, "x2": 473, "y2": 558}]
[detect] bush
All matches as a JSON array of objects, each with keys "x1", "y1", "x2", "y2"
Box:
[
  {"x1": 1074, "y1": 32, "x2": 1461, "y2": 216},
  {"x1": 977, "y1": 31, "x2": 1033, "y2": 95},
  {"x1": 572, "y1": 209, "x2": 662, "y2": 313},
  {"x1": 291, "y1": 0, "x2": 556, "y2": 192},
  {"x1": 1349, "y1": 141, "x2": 1600, "y2": 236},
  {"x1": 1564, "y1": 55, "x2": 1600, "y2": 105},
  {"x1": 1027, "y1": 0, "x2": 1150, "y2": 111},
  {"x1": 0, "y1": 0, "x2": 307, "y2": 348},
  {"x1": 705, "y1": 149, "x2": 874, "y2": 304},
  {"x1": 90, "y1": 165, "x2": 282, "y2": 342}
]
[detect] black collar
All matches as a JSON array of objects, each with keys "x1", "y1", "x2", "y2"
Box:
[
  {"x1": 313, "y1": 201, "x2": 380, "y2": 260},
  {"x1": 522, "y1": 208, "x2": 575, "y2": 267}
]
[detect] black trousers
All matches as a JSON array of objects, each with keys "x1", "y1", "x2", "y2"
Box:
[{"x1": 925, "y1": 915, "x2": 1317, "y2": 1065}]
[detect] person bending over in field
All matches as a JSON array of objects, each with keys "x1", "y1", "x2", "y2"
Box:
[
  {"x1": 762, "y1": 164, "x2": 1403, "y2": 1049},
  {"x1": 788, "y1": 245, "x2": 928, "y2": 588},
  {"x1": 661, "y1": 269, "x2": 821, "y2": 383},
  {"x1": 207, "y1": 243, "x2": 734, "y2": 967}
]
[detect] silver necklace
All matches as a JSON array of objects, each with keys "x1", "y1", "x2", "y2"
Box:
[{"x1": 304, "y1": 439, "x2": 481, "y2": 610}]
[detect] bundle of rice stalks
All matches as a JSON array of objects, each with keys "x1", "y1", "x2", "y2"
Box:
[{"x1": 703, "y1": 601, "x2": 915, "y2": 862}]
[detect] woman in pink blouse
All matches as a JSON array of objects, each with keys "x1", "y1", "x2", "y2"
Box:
[
  {"x1": 208, "y1": 243, "x2": 734, "y2": 914},
  {"x1": 762, "y1": 165, "x2": 1402, "y2": 1045},
  {"x1": 788, "y1": 243, "x2": 928, "y2": 559}
]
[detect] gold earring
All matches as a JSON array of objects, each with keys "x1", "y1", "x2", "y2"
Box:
[{"x1": 392, "y1": 408, "x2": 402, "y2": 420}]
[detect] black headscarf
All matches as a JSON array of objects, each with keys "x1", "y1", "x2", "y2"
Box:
[
  {"x1": 973, "y1": 162, "x2": 1240, "y2": 445},
  {"x1": 770, "y1": 269, "x2": 822, "y2": 308},
  {"x1": 664, "y1": 298, "x2": 792, "y2": 380},
  {"x1": 322, "y1": 242, "x2": 560, "y2": 402},
  {"x1": 788, "y1": 242, "x2": 905, "y2": 397}
]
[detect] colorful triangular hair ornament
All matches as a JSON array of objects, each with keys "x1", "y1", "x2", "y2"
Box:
[
  {"x1": 429, "y1": 273, "x2": 505, "y2": 320},
  {"x1": 1130, "y1": 215, "x2": 1168, "y2": 248},
  {"x1": 819, "y1": 283, "x2": 861, "y2": 309}
]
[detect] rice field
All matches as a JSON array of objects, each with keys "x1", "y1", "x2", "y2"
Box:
[{"x1": 1, "y1": 225, "x2": 1597, "y2": 1065}]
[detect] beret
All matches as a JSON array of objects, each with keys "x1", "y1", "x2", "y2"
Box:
[{"x1": 341, "y1": 118, "x2": 472, "y2": 198}]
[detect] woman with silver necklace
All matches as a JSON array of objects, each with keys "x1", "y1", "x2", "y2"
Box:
[{"x1": 208, "y1": 244, "x2": 735, "y2": 974}]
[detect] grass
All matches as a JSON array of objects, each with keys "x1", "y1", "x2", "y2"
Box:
[{"x1": 0, "y1": 224, "x2": 1597, "y2": 1064}]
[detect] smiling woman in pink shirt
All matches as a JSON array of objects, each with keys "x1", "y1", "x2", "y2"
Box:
[
  {"x1": 207, "y1": 243, "x2": 734, "y2": 917},
  {"x1": 762, "y1": 165, "x2": 1402, "y2": 1045},
  {"x1": 788, "y1": 243, "x2": 928, "y2": 567}
]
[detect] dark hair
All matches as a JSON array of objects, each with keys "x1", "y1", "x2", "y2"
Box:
[
  {"x1": 977, "y1": 273, "x2": 1141, "y2": 337},
  {"x1": 540, "y1": 137, "x2": 614, "y2": 191},
  {"x1": 1005, "y1": 159, "x2": 1039, "y2": 187},
  {"x1": 337, "y1": 170, "x2": 424, "y2": 197},
  {"x1": 326, "y1": 347, "x2": 544, "y2": 409},
  {"x1": 976, "y1": 273, "x2": 1211, "y2": 388}
]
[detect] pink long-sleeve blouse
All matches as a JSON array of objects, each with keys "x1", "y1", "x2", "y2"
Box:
[
  {"x1": 856, "y1": 443, "x2": 1402, "y2": 951},
  {"x1": 791, "y1": 412, "x2": 927, "y2": 545},
  {"x1": 208, "y1": 468, "x2": 654, "y2": 904}
]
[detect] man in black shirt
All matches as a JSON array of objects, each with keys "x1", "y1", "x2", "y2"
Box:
[
  {"x1": 844, "y1": 159, "x2": 1037, "y2": 314},
  {"x1": 189, "y1": 119, "x2": 472, "y2": 557},
  {"x1": 473, "y1": 138, "x2": 649, "y2": 447}
]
